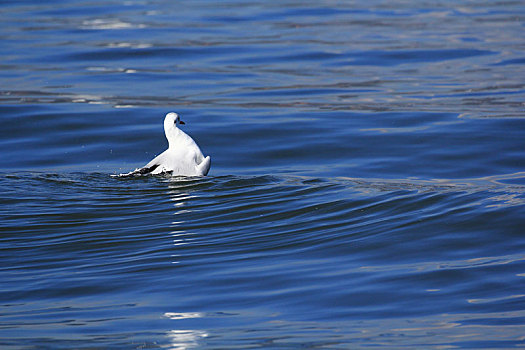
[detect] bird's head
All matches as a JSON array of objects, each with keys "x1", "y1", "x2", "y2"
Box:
[{"x1": 165, "y1": 112, "x2": 185, "y2": 128}]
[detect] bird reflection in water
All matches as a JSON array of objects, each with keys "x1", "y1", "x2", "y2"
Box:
[
  {"x1": 166, "y1": 179, "x2": 199, "y2": 262},
  {"x1": 164, "y1": 312, "x2": 208, "y2": 350},
  {"x1": 164, "y1": 180, "x2": 208, "y2": 349}
]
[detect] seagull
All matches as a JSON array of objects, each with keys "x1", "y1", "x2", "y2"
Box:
[{"x1": 117, "y1": 112, "x2": 211, "y2": 177}]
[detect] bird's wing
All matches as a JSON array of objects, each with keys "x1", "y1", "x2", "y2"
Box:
[{"x1": 114, "y1": 151, "x2": 167, "y2": 177}]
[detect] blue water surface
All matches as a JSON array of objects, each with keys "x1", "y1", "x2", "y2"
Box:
[{"x1": 1, "y1": 1, "x2": 525, "y2": 349}]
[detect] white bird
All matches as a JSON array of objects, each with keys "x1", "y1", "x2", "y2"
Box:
[{"x1": 118, "y1": 112, "x2": 211, "y2": 177}]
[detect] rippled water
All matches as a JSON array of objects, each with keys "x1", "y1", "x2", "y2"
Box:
[{"x1": 1, "y1": 1, "x2": 525, "y2": 349}]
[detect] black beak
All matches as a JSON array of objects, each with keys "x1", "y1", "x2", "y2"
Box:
[{"x1": 179, "y1": 120, "x2": 185, "y2": 125}]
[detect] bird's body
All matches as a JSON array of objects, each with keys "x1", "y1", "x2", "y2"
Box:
[{"x1": 118, "y1": 112, "x2": 210, "y2": 177}]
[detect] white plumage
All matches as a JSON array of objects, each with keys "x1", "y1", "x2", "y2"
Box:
[{"x1": 118, "y1": 112, "x2": 210, "y2": 177}]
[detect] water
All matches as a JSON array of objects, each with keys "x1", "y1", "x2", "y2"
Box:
[{"x1": 1, "y1": 1, "x2": 524, "y2": 348}]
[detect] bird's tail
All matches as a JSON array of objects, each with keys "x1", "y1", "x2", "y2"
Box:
[{"x1": 196, "y1": 156, "x2": 211, "y2": 176}]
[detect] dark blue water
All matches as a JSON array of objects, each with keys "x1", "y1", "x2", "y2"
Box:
[{"x1": 1, "y1": 1, "x2": 525, "y2": 348}]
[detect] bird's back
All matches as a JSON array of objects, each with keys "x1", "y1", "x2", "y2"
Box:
[{"x1": 165, "y1": 129, "x2": 209, "y2": 176}]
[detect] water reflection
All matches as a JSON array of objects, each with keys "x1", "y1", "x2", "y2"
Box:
[{"x1": 80, "y1": 18, "x2": 146, "y2": 30}]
